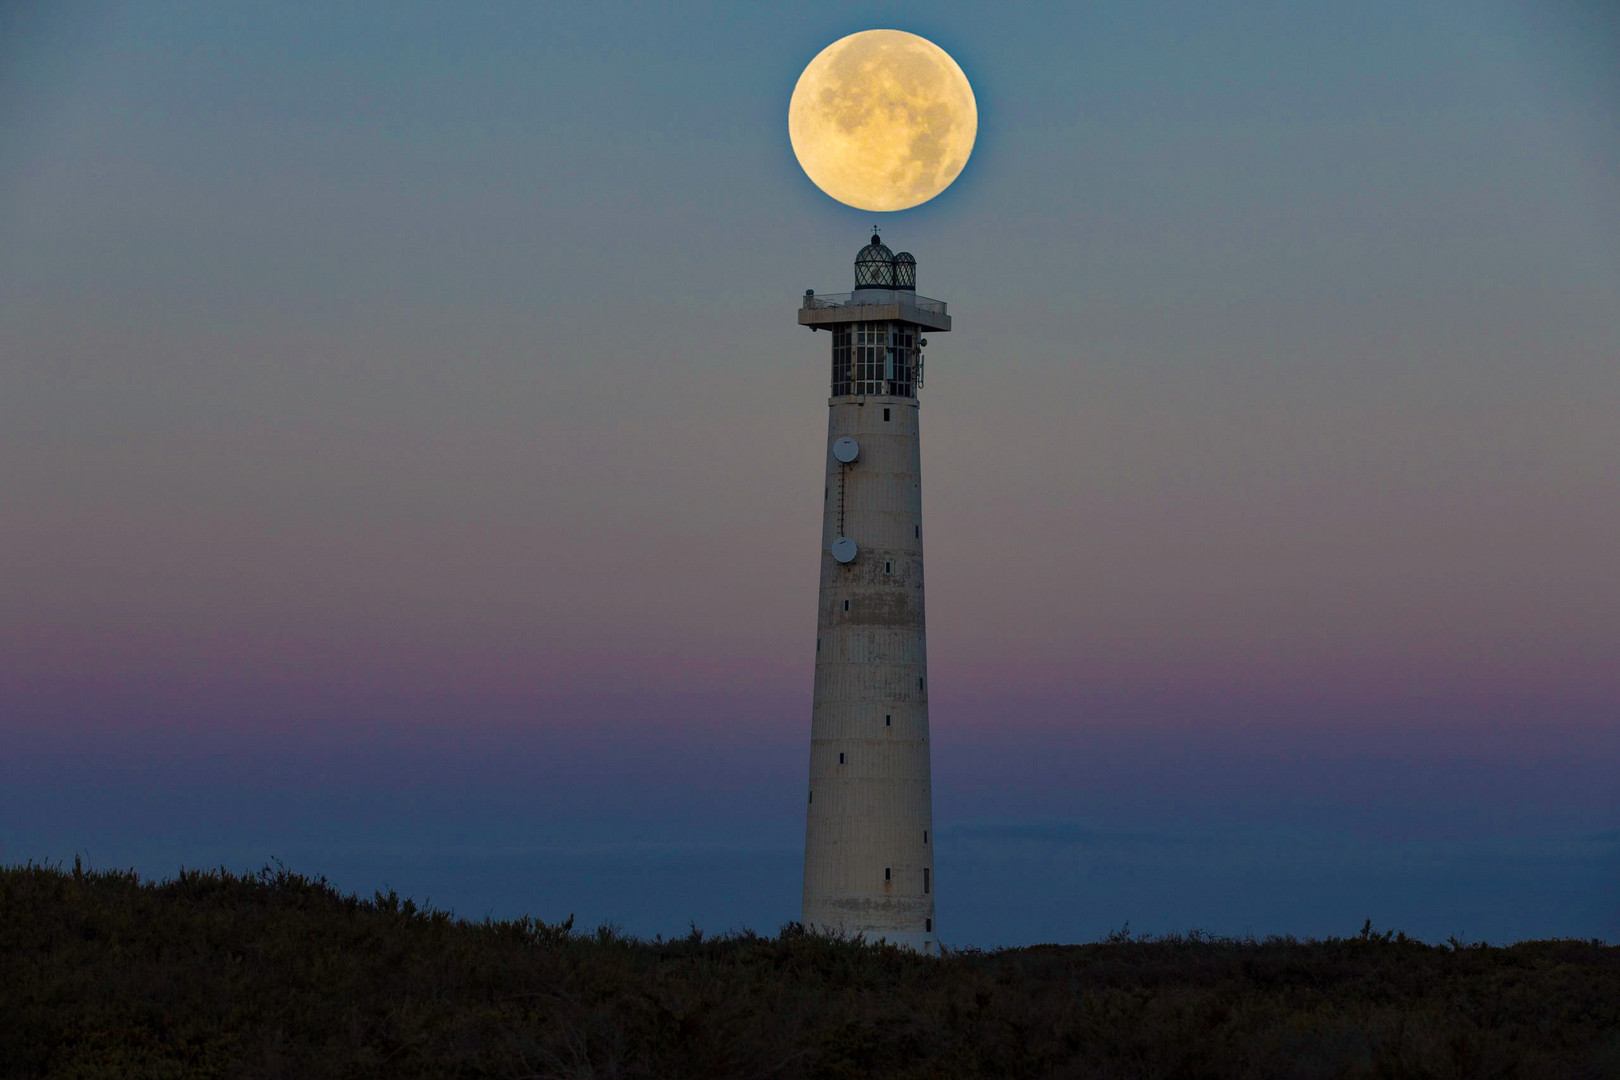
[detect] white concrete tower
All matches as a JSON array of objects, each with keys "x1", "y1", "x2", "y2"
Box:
[{"x1": 799, "y1": 234, "x2": 952, "y2": 954}]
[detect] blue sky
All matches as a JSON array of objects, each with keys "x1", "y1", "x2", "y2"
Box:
[{"x1": 2, "y1": 0, "x2": 1617, "y2": 945}]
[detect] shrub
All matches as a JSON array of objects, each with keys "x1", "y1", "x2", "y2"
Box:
[{"x1": 2, "y1": 861, "x2": 1616, "y2": 1078}]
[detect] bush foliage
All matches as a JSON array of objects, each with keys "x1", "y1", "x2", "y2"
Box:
[{"x1": 3, "y1": 860, "x2": 1617, "y2": 1078}]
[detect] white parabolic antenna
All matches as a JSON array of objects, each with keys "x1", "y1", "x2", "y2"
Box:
[
  {"x1": 831, "y1": 536, "x2": 858, "y2": 563},
  {"x1": 832, "y1": 436, "x2": 860, "y2": 464}
]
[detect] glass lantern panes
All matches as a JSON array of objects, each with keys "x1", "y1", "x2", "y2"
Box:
[
  {"x1": 853, "y1": 238, "x2": 895, "y2": 288},
  {"x1": 893, "y1": 252, "x2": 916, "y2": 290}
]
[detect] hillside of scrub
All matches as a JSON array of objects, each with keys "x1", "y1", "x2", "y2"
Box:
[{"x1": 3, "y1": 861, "x2": 1618, "y2": 1079}]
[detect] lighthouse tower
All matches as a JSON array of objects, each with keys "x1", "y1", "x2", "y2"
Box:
[{"x1": 798, "y1": 235, "x2": 952, "y2": 953}]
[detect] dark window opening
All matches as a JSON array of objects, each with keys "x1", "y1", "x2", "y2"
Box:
[
  {"x1": 884, "y1": 867, "x2": 891, "y2": 882},
  {"x1": 808, "y1": 791, "x2": 813, "y2": 803},
  {"x1": 838, "y1": 752, "x2": 845, "y2": 764},
  {"x1": 885, "y1": 714, "x2": 892, "y2": 726},
  {"x1": 926, "y1": 918, "x2": 932, "y2": 932},
  {"x1": 831, "y1": 325, "x2": 852, "y2": 396},
  {"x1": 883, "y1": 407, "x2": 891, "y2": 421},
  {"x1": 884, "y1": 561, "x2": 892, "y2": 573},
  {"x1": 915, "y1": 525, "x2": 920, "y2": 538},
  {"x1": 923, "y1": 830, "x2": 928, "y2": 844},
  {"x1": 842, "y1": 323, "x2": 915, "y2": 397},
  {"x1": 923, "y1": 868, "x2": 931, "y2": 894},
  {"x1": 918, "y1": 677, "x2": 924, "y2": 690},
  {"x1": 843, "y1": 599, "x2": 849, "y2": 611}
]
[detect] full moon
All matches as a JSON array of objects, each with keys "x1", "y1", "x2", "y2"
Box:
[{"x1": 789, "y1": 30, "x2": 977, "y2": 213}]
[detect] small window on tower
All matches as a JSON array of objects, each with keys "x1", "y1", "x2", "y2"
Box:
[
  {"x1": 884, "y1": 561, "x2": 892, "y2": 573},
  {"x1": 885, "y1": 867, "x2": 891, "y2": 882},
  {"x1": 839, "y1": 752, "x2": 845, "y2": 764},
  {"x1": 843, "y1": 599, "x2": 850, "y2": 612},
  {"x1": 915, "y1": 525, "x2": 920, "y2": 538},
  {"x1": 808, "y1": 791, "x2": 813, "y2": 803},
  {"x1": 924, "y1": 868, "x2": 930, "y2": 893},
  {"x1": 923, "y1": 830, "x2": 928, "y2": 844},
  {"x1": 926, "y1": 918, "x2": 932, "y2": 932},
  {"x1": 883, "y1": 408, "x2": 891, "y2": 421},
  {"x1": 885, "y1": 714, "x2": 892, "y2": 726}
]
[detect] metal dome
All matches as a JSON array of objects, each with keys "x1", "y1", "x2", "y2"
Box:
[
  {"x1": 892, "y1": 251, "x2": 917, "y2": 291},
  {"x1": 853, "y1": 233, "x2": 895, "y2": 288}
]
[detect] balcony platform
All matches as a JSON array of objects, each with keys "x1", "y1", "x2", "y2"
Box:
[{"x1": 798, "y1": 290, "x2": 952, "y2": 333}]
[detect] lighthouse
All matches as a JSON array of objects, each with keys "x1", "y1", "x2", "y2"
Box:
[{"x1": 798, "y1": 235, "x2": 952, "y2": 953}]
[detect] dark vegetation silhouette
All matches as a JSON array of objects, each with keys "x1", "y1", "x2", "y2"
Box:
[{"x1": 4, "y1": 859, "x2": 1617, "y2": 1079}]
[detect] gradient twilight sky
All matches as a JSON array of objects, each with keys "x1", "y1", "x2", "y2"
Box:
[{"x1": 3, "y1": 1, "x2": 1617, "y2": 946}]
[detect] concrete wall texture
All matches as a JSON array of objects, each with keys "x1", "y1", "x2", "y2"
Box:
[{"x1": 803, "y1": 390, "x2": 937, "y2": 954}]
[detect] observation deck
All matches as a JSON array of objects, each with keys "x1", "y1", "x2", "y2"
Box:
[{"x1": 798, "y1": 290, "x2": 952, "y2": 334}]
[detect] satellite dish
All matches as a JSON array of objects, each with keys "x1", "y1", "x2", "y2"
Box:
[
  {"x1": 831, "y1": 536, "x2": 858, "y2": 563},
  {"x1": 832, "y1": 436, "x2": 860, "y2": 464}
]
